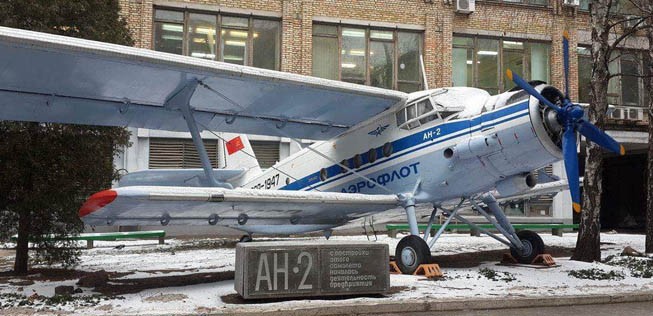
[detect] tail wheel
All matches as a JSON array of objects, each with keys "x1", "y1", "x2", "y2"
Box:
[
  {"x1": 239, "y1": 234, "x2": 253, "y2": 243},
  {"x1": 510, "y1": 230, "x2": 545, "y2": 264},
  {"x1": 395, "y1": 235, "x2": 431, "y2": 274}
]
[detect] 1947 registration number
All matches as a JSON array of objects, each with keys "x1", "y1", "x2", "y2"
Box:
[{"x1": 251, "y1": 174, "x2": 280, "y2": 190}]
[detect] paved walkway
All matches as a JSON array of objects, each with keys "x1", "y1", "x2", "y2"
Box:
[{"x1": 428, "y1": 301, "x2": 653, "y2": 316}]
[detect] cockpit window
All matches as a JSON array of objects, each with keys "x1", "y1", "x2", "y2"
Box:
[
  {"x1": 506, "y1": 90, "x2": 530, "y2": 105},
  {"x1": 396, "y1": 95, "x2": 441, "y2": 130},
  {"x1": 395, "y1": 110, "x2": 406, "y2": 126}
]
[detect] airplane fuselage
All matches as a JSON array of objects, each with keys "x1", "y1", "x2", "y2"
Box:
[{"x1": 243, "y1": 87, "x2": 563, "y2": 207}]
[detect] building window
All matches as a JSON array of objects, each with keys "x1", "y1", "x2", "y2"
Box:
[
  {"x1": 577, "y1": 47, "x2": 645, "y2": 107},
  {"x1": 311, "y1": 23, "x2": 423, "y2": 93},
  {"x1": 453, "y1": 36, "x2": 550, "y2": 95},
  {"x1": 153, "y1": 8, "x2": 280, "y2": 70},
  {"x1": 490, "y1": 0, "x2": 548, "y2": 5}
]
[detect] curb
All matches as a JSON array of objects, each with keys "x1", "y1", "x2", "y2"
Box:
[{"x1": 209, "y1": 291, "x2": 653, "y2": 316}]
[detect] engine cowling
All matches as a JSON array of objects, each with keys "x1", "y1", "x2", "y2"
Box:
[
  {"x1": 495, "y1": 173, "x2": 537, "y2": 197},
  {"x1": 445, "y1": 134, "x2": 501, "y2": 160}
]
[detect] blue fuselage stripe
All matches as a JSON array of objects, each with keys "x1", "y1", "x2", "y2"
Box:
[{"x1": 280, "y1": 101, "x2": 530, "y2": 192}]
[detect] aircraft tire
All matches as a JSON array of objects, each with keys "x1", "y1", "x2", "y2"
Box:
[
  {"x1": 395, "y1": 235, "x2": 431, "y2": 274},
  {"x1": 510, "y1": 230, "x2": 544, "y2": 264}
]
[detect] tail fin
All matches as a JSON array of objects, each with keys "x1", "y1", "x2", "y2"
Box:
[{"x1": 221, "y1": 133, "x2": 262, "y2": 184}]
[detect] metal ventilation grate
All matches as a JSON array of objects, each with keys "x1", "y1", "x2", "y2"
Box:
[{"x1": 149, "y1": 138, "x2": 220, "y2": 169}]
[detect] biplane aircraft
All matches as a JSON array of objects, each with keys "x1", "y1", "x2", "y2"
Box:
[{"x1": 0, "y1": 27, "x2": 624, "y2": 274}]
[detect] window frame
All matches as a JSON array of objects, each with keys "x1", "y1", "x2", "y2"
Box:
[
  {"x1": 453, "y1": 35, "x2": 551, "y2": 94},
  {"x1": 481, "y1": 0, "x2": 549, "y2": 7},
  {"x1": 395, "y1": 92, "x2": 448, "y2": 130},
  {"x1": 312, "y1": 23, "x2": 424, "y2": 92},
  {"x1": 577, "y1": 46, "x2": 645, "y2": 107},
  {"x1": 152, "y1": 7, "x2": 281, "y2": 70}
]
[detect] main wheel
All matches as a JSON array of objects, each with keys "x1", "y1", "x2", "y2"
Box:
[
  {"x1": 395, "y1": 235, "x2": 431, "y2": 274},
  {"x1": 510, "y1": 230, "x2": 544, "y2": 264}
]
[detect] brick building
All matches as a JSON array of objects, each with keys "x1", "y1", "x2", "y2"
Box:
[{"x1": 115, "y1": 0, "x2": 649, "y2": 227}]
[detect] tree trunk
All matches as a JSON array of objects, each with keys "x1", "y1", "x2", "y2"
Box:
[
  {"x1": 645, "y1": 12, "x2": 653, "y2": 254},
  {"x1": 13, "y1": 123, "x2": 37, "y2": 275},
  {"x1": 572, "y1": 0, "x2": 611, "y2": 262},
  {"x1": 13, "y1": 208, "x2": 30, "y2": 274},
  {"x1": 573, "y1": 144, "x2": 604, "y2": 262}
]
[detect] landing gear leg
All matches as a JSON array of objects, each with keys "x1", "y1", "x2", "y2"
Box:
[
  {"x1": 478, "y1": 193, "x2": 545, "y2": 263},
  {"x1": 395, "y1": 194, "x2": 431, "y2": 274},
  {"x1": 239, "y1": 234, "x2": 253, "y2": 243}
]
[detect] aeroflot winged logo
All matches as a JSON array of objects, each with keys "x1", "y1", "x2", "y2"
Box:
[{"x1": 368, "y1": 124, "x2": 389, "y2": 137}]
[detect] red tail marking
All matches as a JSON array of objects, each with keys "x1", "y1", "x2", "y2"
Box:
[{"x1": 79, "y1": 190, "x2": 117, "y2": 217}]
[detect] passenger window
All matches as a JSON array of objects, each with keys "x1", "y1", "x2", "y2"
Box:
[
  {"x1": 353, "y1": 154, "x2": 362, "y2": 168},
  {"x1": 368, "y1": 148, "x2": 377, "y2": 163},
  {"x1": 383, "y1": 142, "x2": 393, "y2": 157},
  {"x1": 340, "y1": 159, "x2": 348, "y2": 173},
  {"x1": 320, "y1": 168, "x2": 328, "y2": 181}
]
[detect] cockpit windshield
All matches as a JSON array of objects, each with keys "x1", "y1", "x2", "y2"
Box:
[{"x1": 395, "y1": 87, "x2": 489, "y2": 130}]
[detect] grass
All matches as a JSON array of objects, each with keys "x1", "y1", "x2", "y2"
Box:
[
  {"x1": 568, "y1": 268, "x2": 625, "y2": 281},
  {"x1": 0, "y1": 293, "x2": 124, "y2": 309},
  {"x1": 478, "y1": 268, "x2": 516, "y2": 282},
  {"x1": 604, "y1": 255, "x2": 653, "y2": 278}
]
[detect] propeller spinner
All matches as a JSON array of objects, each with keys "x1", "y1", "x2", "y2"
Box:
[{"x1": 506, "y1": 31, "x2": 625, "y2": 213}]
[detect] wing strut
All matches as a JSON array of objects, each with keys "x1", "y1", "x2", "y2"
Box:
[{"x1": 164, "y1": 79, "x2": 232, "y2": 189}]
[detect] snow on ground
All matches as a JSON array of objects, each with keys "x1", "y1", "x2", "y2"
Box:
[{"x1": 1, "y1": 232, "x2": 652, "y2": 315}]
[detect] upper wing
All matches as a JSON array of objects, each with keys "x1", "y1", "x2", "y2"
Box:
[
  {"x1": 0, "y1": 27, "x2": 407, "y2": 140},
  {"x1": 80, "y1": 186, "x2": 399, "y2": 229}
]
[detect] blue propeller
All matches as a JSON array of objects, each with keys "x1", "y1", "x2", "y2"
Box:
[{"x1": 506, "y1": 31, "x2": 625, "y2": 213}]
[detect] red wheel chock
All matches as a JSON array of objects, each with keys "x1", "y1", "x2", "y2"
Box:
[
  {"x1": 413, "y1": 263, "x2": 443, "y2": 278},
  {"x1": 389, "y1": 261, "x2": 402, "y2": 274}
]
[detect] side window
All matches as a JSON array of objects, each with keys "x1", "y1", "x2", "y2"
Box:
[
  {"x1": 368, "y1": 148, "x2": 377, "y2": 163},
  {"x1": 395, "y1": 109, "x2": 406, "y2": 126},
  {"x1": 340, "y1": 159, "x2": 348, "y2": 173},
  {"x1": 397, "y1": 97, "x2": 443, "y2": 130},
  {"x1": 406, "y1": 105, "x2": 419, "y2": 129},
  {"x1": 417, "y1": 99, "x2": 438, "y2": 125},
  {"x1": 383, "y1": 142, "x2": 393, "y2": 157}
]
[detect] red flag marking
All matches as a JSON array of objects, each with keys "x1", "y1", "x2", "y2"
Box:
[{"x1": 226, "y1": 136, "x2": 245, "y2": 155}]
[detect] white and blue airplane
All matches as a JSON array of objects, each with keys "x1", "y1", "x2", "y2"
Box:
[{"x1": 0, "y1": 27, "x2": 623, "y2": 273}]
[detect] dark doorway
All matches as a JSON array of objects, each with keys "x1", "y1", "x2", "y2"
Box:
[{"x1": 600, "y1": 153, "x2": 647, "y2": 231}]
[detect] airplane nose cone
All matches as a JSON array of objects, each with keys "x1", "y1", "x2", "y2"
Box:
[{"x1": 79, "y1": 190, "x2": 117, "y2": 217}]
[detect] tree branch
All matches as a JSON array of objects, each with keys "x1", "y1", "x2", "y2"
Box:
[
  {"x1": 607, "y1": 72, "x2": 653, "y2": 80},
  {"x1": 607, "y1": 17, "x2": 650, "y2": 56}
]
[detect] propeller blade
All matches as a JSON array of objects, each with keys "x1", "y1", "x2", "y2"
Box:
[
  {"x1": 563, "y1": 31, "x2": 570, "y2": 99},
  {"x1": 578, "y1": 120, "x2": 625, "y2": 155},
  {"x1": 506, "y1": 69, "x2": 561, "y2": 112},
  {"x1": 562, "y1": 127, "x2": 582, "y2": 213}
]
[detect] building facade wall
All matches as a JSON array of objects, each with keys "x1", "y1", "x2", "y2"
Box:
[{"x1": 118, "y1": 0, "x2": 599, "y2": 93}]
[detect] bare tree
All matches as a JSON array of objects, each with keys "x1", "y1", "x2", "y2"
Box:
[{"x1": 573, "y1": 0, "x2": 651, "y2": 262}]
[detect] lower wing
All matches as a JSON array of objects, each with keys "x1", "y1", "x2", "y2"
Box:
[{"x1": 80, "y1": 186, "x2": 399, "y2": 230}]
